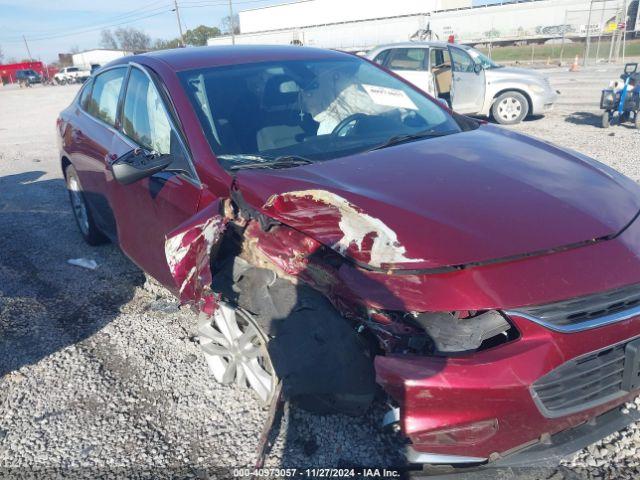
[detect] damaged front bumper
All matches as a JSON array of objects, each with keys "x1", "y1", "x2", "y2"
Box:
[{"x1": 376, "y1": 311, "x2": 640, "y2": 464}]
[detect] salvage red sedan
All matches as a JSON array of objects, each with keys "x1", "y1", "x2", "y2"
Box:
[{"x1": 57, "y1": 46, "x2": 640, "y2": 467}]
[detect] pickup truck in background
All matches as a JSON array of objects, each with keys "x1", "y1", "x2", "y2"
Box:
[{"x1": 54, "y1": 66, "x2": 90, "y2": 85}]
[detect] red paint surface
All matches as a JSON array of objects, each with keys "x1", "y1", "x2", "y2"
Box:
[{"x1": 376, "y1": 313, "x2": 640, "y2": 458}]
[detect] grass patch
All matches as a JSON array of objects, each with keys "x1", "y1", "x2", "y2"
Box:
[{"x1": 477, "y1": 39, "x2": 640, "y2": 64}]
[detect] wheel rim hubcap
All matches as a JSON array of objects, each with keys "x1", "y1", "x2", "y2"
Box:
[
  {"x1": 67, "y1": 175, "x2": 90, "y2": 235},
  {"x1": 498, "y1": 97, "x2": 522, "y2": 121},
  {"x1": 198, "y1": 303, "x2": 275, "y2": 404}
]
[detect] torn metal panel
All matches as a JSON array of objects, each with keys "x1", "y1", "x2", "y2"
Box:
[
  {"x1": 263, "y1": 189, "x2": 424, "y2": 269},
  {"x1": 164, "y1": 200, "x2": 227, "y2": 312}
]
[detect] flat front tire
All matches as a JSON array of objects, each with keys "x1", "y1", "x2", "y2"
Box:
[
  {"x1": 492, "y1": 91, "x2": 529, "y2": 125},
  {"x1": 65, "y1": 164, "x2": 107, "y2": 245}
]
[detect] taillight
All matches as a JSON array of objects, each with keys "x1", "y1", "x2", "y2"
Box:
[{"x1": 413, "y1": 419, "x2": 498, "y2": 447}]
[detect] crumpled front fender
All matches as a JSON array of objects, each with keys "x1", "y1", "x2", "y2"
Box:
[{"x1": 164, "y1": 200, "x2": 227, "y2": 313}]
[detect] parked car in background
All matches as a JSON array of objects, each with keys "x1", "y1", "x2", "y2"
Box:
[
  {"x1": 58, "y1": 45, "x2": 640, "y2": 468},
  {"x1": 367, "y1": 41, "x2": 559, "y2": 124},
  {"x1": 54, "y1": 66, "x2": 90, "y2": 85},
  {"x1": 15, "y1": 69, "x2": 41, "y2": 86}
]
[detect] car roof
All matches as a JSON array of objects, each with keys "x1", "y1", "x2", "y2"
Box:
[{"x1": 121, "y1": 45, "x2": 354, "y2": 72}]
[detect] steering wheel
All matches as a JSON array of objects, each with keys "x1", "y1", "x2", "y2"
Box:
[{"x1": 331, "y1": 113, "x2": 369, "y2": 137}]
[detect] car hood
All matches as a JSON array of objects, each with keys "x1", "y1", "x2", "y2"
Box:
[
  {"x1": 235, "y1": 125, "x2": 640, "y2": 270},
  {"x1": 486, "y1": 66, "x2": 545, "y2": 80}
]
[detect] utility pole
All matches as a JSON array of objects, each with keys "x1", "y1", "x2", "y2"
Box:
[
  {"x1": 622, "y1": 0, "x2": 628, "y2": 65},
  {"x1": 228, "y1": 0, "x2": 236, "y2": 45},
  {"x1": 584, "y1": 0, "x2": 594, "y2": 66},
  {"x1": 173, "y1": 0, "x2": 185, "y2": 47},
  {"x1": 22, "y1": 35, "x2": 32, "y2": 60}
]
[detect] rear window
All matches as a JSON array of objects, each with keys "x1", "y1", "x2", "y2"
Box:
[{"x1": 387, "y1": 48, "x2": 428, "y2": 71}]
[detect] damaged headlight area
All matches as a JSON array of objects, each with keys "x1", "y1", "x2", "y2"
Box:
[{"x1": 366, "y1": 309, "x2": 518, "y2": 355}]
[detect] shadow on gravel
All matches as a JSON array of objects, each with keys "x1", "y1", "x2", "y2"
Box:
[
  {"x1": 565, "y1": 111, "x2": 602, "y2": 126},
  {"x1": 0, "y1": 171, "x2": 144, "y2": 378}
]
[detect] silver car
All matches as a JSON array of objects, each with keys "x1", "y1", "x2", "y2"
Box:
[{"x1": 367, "y1": 41, "x2": 558, "y2": 125}]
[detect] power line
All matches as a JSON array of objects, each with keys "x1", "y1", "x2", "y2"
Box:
[
  {"x1": 1, "y1": 10, "x2": 172, "y2": 44},
  {"x1": 0, "y1": 1, "x2": 173, "y2": 43}
]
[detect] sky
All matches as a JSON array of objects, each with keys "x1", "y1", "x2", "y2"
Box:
[{"x1": 0, "y1": 0, "x2": 285, "y2": 63}]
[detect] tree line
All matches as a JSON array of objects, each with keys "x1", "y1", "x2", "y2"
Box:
[{"x1": 99, "y1": 14, "x2": 238, "y2": 52}]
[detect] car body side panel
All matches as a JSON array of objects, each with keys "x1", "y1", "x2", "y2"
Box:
[{"x1": 62, "y1": 107, "x2": 120, "y2": 239}]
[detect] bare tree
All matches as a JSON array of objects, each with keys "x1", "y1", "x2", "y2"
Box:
[
  {"x1": 0, "y1": 45, "x2": 4, "y2": 64},
  {"x1": 69, "y1": 45, "x2": 81, "y2": 54},
  {"x1": 221, "y1": 14, "x2": 240, "y2": 35},
  {"x1": 100, "y1": 27, "x2": 152, "y2": 52},
  {"x1": 153, "y1": 38, "x2": 182, "y2": 50},
  {"x1": 100, "y1": 29, "x2": 119, "y2": 49},
  {"x1": 115, "y1": 27, "x2": 151, "y2": 52}
]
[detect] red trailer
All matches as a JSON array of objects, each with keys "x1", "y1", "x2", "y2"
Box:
[{"x1": 0, "y1": 61, "x2": 57, "y2": 85}]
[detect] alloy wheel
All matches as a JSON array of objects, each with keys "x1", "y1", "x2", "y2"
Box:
[
  {"x1": 198, "y1": 303, "x2": 276, "y2": 404},
  {"x1": 67, "y1": 173, "x2": 90, "y2": 236},
  {"x1": 497, "y1": 96, "x2": 523, "y2": 123}
]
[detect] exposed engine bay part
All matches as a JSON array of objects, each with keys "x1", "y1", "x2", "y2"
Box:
[
  {"x1": 211, "y1": 256, "x2": 377, "y2": 415},
  {"x1": 413, "y1": 310, "x2": 512, "y2": 354}
]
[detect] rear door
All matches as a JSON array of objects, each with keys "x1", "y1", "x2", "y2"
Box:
[
  {"x1": 70, "y1": 67, "x2": 128, "y2": 239},
  {"x1": 448, "y1": 46, "x2": 486, "y2": 114},
  {"x1": 382, "y1": 47, "x2": 435, "y2": 96},
  {"x1": 106, "y1": 64, "x2": 202, "y2": 289}
]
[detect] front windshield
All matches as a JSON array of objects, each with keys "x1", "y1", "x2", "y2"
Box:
[
  {"x1": 464, "y1": 47, "x2": 501, "y2": 69},
  {"x1": 178, "y1": 56, "x2": 464, "y2": 170}
]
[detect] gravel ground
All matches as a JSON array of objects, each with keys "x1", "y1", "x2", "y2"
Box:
[{"x1": 0, "y1": 65, "x2": 640, "y2": 479}]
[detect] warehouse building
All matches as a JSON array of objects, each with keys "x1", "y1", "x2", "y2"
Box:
[{"x1": 71, "y1": 49, "x2": 132, "y2": 70}]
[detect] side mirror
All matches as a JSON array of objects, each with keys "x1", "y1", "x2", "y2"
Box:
[
  {"x1": 473, "y1": 63, "x2": 483, "y2": 75},
  {"x1": 111, "y1": 149, "x2": 173, "y2": 185}
]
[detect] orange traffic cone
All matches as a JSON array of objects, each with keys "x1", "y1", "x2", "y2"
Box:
[{"x1": 569, "y1": 55, "x2": 580, "y2": 72}]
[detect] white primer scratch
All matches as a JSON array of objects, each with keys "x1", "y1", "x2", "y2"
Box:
[{"x1": 267, "y1": 189, "x2": 424, "y2": 268}]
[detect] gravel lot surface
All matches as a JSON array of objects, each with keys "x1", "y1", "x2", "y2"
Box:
[{"x1": 1, "y1": 65, "x2": 640, "y2": 479}]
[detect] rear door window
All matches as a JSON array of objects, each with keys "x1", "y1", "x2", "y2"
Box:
[
  {"x1": 78, "y1": 79, "x2": 93, "y2": 110},
  {"x1": 387, "y1": 48, "x2": 428, "y2": 71},
  {"x1": 87, "y1": 68, "x2": 126, "y2": 127}
]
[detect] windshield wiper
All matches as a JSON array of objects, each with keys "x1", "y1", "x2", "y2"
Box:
[
  {"x1": 368, "y1": 129, "x2": 457, "y2": 152},
  {"x1": 228, "y1": 155, "x2": 314, "y2": 171}
]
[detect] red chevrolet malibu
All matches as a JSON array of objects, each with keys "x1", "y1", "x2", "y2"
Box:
[{"x1": 57, "y1": 46, "x2": 640, "y2": 467}]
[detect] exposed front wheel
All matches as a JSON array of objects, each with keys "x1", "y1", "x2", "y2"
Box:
[
  {"x1": 65, "y1": 164, "x2": 107, "y2": 245},
  {"x1": 198, "y1": 303, "x2": 277, "y2": 405},
  {"x1": 492, "y1": 91, "x2": 529, "y2": 125},
  {"x1": 602, "y1": 111, "x2": 611, "y2": 128}
]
